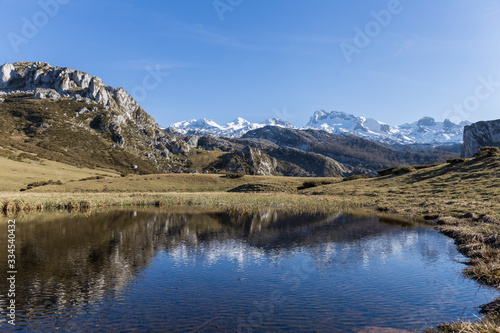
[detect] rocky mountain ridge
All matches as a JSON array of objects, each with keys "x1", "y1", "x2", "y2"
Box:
[{"x1": 241, "y1": 126, "x2": 459, "y2": 175}]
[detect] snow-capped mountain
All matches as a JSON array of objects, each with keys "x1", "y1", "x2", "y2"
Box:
[
  {"x1": 398, "y1": 117, "x2": 471, "y2": 145},
  {"x1": 305, "y1": 110, "x2": 404, "y2": 142},
  {"x1": 306, "y1": 110, "x2": 470, "y2": 144},
  {"x1": 168, "y1": 117, "x2": 296, "y2": 138},
  {"x1": 168, "y1": 110, "x2": 470, "y2": 145}
]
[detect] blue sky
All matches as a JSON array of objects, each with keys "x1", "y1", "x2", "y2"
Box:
[{"x1": 2, "y1": 0, "x2": 500, "y2": 127}]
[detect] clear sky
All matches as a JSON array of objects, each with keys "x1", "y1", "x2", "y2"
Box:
[{"x1": 2, "y1": 0, "x2": 500, "y2": 127}]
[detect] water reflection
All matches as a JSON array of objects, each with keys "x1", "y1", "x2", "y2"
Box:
[{"x1": 0, "y1": 209, "x2": 496, "y2": 332}]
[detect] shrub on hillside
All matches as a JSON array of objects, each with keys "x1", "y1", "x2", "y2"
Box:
[
  {"x1": 447, "y1": 158, "x2": 466, "y2": 164},
  {"x1": 298, "y1": 179, "x2": 335, "y2": 190},
  {"x1": 377, "y1": 166, "x2": 416, "y2": 177},
  {"x1": 399, "y1": 166, "x2": 417, "y2": 173},
  {"x1": 378, "y1": 167, "x2": 399, "y2": 177},
  {"x1": 79, "y1": 176, "x2": 105, "y2": 181},
  {"x1": 413, "y1": 163, "x2": 443, "y2": 170},
  {"x1": 225, "y1": 172, "x2": 245, "y2": 179},
  {"x1": 17, "y1": 152, "x2": 41, "y2": 162},
  {"x1": 343, "y1": 174, "x2": 369, "y2": 181},
  {"x1": 21, "y1": 179, "x2": 63, "y2": 191},
  {"x1": 477, "y1": 146, "x2": 500, "y2": 157}
]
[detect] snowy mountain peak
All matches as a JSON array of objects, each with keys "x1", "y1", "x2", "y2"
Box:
[
  {"x1": 309, "y1": 110, "x2": 357, "y2": 124},
  {"x1": 231, "y1": 117, "x2": 249, "y2": 124},
  {"x1": 417, "y1": 117, "x2": 436, "y2": 127},
  {"x1": 264, "y1": 118, "x2": 295, "y2": 127},
  {"x1": 306, "y1": 110, "x2": 396, "y2": 138}
]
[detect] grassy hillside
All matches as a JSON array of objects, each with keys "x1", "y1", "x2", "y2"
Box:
[
  {"x1": 301, "y1": 155, "x2": 500, "y2": 218},
  {"x1": 0, "y1": 149, "x2": 118, "y2": 191},
  {"x1": 19, "y1": 154, "x2": 499, "y2": 218},
  {"x1": 0, "y1": 94, "x2": 164, "y2": 174}
]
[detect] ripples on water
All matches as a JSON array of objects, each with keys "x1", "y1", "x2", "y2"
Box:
[{"x1": 0, "y1": 209, "x2": 497, "y2": 332}]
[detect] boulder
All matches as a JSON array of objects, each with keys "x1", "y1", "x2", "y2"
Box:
[
  {"x1": 34, "y1": 88, "x2": 61, "y2": 100},
  {"x1": 74, "y1": 107, "x2": 90, "y2": 117}
]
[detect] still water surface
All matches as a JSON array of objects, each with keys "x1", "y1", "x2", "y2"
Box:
[{"x1": 0, "y1": 209, "x2": 497, "y2": 332}]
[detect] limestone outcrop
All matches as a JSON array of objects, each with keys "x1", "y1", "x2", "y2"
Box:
[{"x1": 462, "y1": 120, "x2": 500, "y2": 157}]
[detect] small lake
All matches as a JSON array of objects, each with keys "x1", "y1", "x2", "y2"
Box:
[{"x1": 0, "y1": 209, "x2": 497, "y2": 332}]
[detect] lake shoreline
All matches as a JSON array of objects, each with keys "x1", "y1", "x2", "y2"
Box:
[
  {"x1": 1, "y1": 156, "x2": 500, "y2": 332},
  {"x1": 1, "y1": 191, "x2": 498, "y2": 331}
]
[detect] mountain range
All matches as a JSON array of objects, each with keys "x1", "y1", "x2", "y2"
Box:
[
  {"x1": 169, "y1": 110, "x2": 470, "y2": 145},
  {"x1": 168, "y1": 117, "x2": 296, "y2": 138},
  {"x1": 0, "y1": 62, "x2": 465, "y2": 179}
]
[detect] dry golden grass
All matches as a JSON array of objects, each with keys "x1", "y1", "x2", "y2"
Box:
[
  {"x1": 26, "y1": 173, "x2": 339, "y2": 194},
  {"x1": 0, "y1": 191, "x2": 363, "y2": 216},
  {"x1": 428, "y1": 315, "x2": 500, "y2": 333},
  {"x1": 0, "y1": 155, "x2": 119, "y2": 191},
  {"x1": 301, "y1": 156, "x2": 500, "y2": 219}
]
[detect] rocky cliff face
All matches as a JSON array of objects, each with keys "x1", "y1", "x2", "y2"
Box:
[
  {"x1": 1, "y1": 62, "x2": 135, "y2": 110},
  {"x1": 462, "y1": 119, "x2": 500, "y2": 157}
]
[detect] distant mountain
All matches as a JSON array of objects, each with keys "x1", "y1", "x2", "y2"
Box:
[
  {"x1": 169, "y1": 110, "x2": 470, "y2": 145},
  {"x1": 168, "y1": 117, "x2": 296, "y2": 137}
]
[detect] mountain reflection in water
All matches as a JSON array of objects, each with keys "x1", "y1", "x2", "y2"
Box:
[{"x1": 0, "y1": 209, "x2": 496, "y2": 332}]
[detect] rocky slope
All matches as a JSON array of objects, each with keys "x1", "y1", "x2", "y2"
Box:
[
  {"x1": 462, "y1": 119, "x2": 500, "y2": 157},
  {"x1": 182, "y1": 135, "x2": 350, "y2": 177}
]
